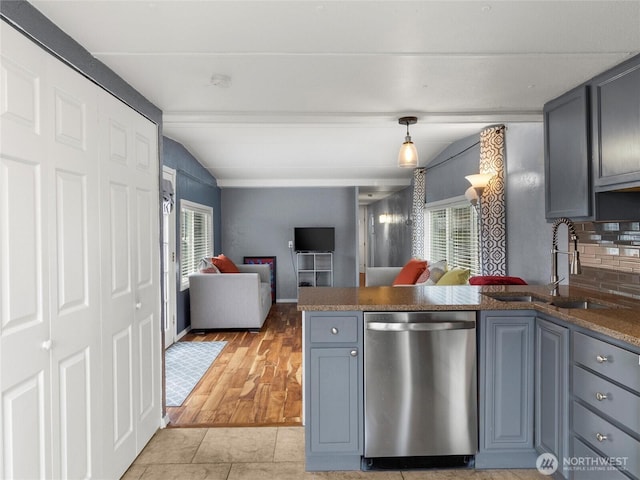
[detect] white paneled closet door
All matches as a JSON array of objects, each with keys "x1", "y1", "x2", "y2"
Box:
[
  {"x1": 99, "y1": 89, "x2": 160, "y2": 479},
  {"x1": 1, "y1": 24, "x2": 53, "y2": 480},
  {"x1": 1, "y1": 24, "x2": 161, "y2": 480},
  {"x1": 1, "y1": 24, "x2": 103, "y2": 479},
  {"x1": 45, "y1": 49, "x2": 103, "y2": 480}
]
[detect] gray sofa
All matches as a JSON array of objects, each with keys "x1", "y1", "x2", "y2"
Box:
[
  {"x1": 188, "y1": 264, "x2": 272, "y2": 330},
  {"x1": 365, "y1": 267, "x2": 405, "y2": 286}
]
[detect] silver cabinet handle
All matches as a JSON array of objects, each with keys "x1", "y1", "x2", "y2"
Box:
[
  {"x1": 596, "y1": 354, "x2": 608, "y2": 363},
  {"x1": 350, "y1": 350, "x2": 358, "y2": 357},
  {"x1": 331, "y1": 327, "x2": 339, "y2": 335},
  {"x1": 596, "y1": 433, "x2": 608, "y2": 442},
  {"x1": 135, "y1": 302, "x2": 142, "y2": 310},
  {"x1": 595, "y1": 392, "x2": 608, "y2": 401},
  {"x1": 41, "y1": 339, "x2": 52, "y2": 351}
]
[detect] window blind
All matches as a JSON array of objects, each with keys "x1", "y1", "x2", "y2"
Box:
[
  {"x1": 425, "y1": 202, "x2": 479, "y2": 276},
  {"x1": 180, "y1": 200, "x2": 213, "y2": 289}
]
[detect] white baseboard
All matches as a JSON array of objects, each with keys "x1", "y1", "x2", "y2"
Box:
[
  {"x1": 277, "y1": 298, "x2": 298, "y2": 303},
  {"x1": 161, "y1": 414, "x2": 171, "y2": 428}
]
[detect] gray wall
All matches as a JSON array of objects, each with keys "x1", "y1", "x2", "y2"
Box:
[
  {"x1": 163, "y1": 137, "x2": 221, "y2": 333},
  {"x1": 425, "y1": 136, "x2": 481, "y2": 204},
  {"x1": 367, "y1": 186, "x2": 413, "y2": 267},
  {"x1": 221, "y1": 187, "x2": 358, "y2": 300},
  {"x1": 505, "y1": 123, "x2": 554, "y2": 285}
]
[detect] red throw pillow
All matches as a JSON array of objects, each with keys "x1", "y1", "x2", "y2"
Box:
[
  {"x1": 211, "y1": 254, "x2": 240, "y2": 273},
  {"x1": 469, "y1": 275, "x2": 527, "y2": 286},
  {"x1": 392, "y1": 259, "x2": 427, "y2": 286}
]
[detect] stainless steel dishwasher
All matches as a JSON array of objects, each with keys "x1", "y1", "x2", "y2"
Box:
[{"x1": 364, "y1": 311, "x2": 477, "y2": 464}]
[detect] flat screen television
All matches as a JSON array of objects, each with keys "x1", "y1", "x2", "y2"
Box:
[{"x1": 294, "y1": 227, "x2": 335, "y2": 252}]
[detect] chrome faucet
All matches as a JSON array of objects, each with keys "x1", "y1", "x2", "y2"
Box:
[{"x1": 550, "y1": 217, "x2": 582, "y2": 296}]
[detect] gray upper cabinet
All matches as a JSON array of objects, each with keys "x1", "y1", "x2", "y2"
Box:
[
  {"x1": 591, "y1": 55, "x2": 640, "y2": 191},
  {"x1": 544, "y1": 85, "x2": 592, "y2": 219},
  {"x1": 543, "y1": 53, "x2": 640, "y2": 220}
]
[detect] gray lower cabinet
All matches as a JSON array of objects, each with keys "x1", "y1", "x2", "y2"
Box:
[
  {"x1": 570, "y1": 330, "x2": 640, "y2": 480},
  {"x1": 535, "y1": 317, "x2": 569, "y2": 479},
  {"x1": 476, "y1": 311, "x2": 537, "y2": 468},
  {"x1": 304, "y1": 311, "x2": 363, "y2": 471}
]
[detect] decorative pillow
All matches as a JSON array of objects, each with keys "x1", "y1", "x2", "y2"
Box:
[
  {"x1": 211, "y1": 254, "x2": 240, "y2": 273},
  {"x1": 469, "y1": 275, "x2": 528, "y2": 286},
  {"x1": 436, "y1": 266, "x2": 471, "y2": 285},
  {"x1": 198, "y1": 257, "x2": 220, "y2": 274},
  {"x1": 392, "y1": 259, "x2": 427, "y2": 286},
  {"x1": 423, "y1": 260, "x2": 448, "y2": 285},
  {"x1": 414, "y1": 267, "x2": 431, "y2": 284}
]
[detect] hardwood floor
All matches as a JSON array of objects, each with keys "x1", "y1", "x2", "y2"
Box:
[{"x1": 166, "y1": 303, "x2": 302, "y2": 428}]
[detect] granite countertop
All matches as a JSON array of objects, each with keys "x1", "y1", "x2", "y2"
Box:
[{"x1": 297, "y1": 284, "x2": 640, "y2": 348}]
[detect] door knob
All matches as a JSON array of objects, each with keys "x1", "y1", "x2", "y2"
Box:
[
  {"x1": 595, "y1": 354, "x2": 608, "y2": 363},
  {"x1": 135, "y1": 302, "x2": 142, "y2": 310},
  {"x1": 595, "y1": 392, "x2": 608, "y2": 401},
  {"x1": 331, "y1": 327, "x2": 339, "y2": 335},
  {"x1": 41, "y1": 340, "x2": 52, "y2": 351},
  {"x1": 350, "y1": 350, "x2": 358, "y2": 357}
]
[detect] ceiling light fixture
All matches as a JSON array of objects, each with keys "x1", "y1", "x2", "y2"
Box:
[{"x1": 398, "y1": 116, "x2": 419, "y2": 168}]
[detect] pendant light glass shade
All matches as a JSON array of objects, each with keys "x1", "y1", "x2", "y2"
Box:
[{"x1": 398, "y1": 117, "x2": 418, "y2": 168}]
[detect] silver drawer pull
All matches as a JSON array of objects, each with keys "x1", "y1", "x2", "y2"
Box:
[
  {"x1": 596, "y1": 354, "x2": 608, "y2": 363},
  {"x1": 331, "y1": 327, "x2": 339, "y2": 335},
  {"x1": 350, "y1": 350, "x2": 358, "y2": 357},
  {"x1": 595, "y1": 433, "x2": 608, "y2": 442},
  {"x1": 595, "y1": 392, "x2": 608, "y2": 401}
]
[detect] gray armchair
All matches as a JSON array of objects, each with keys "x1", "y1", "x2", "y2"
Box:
[{"x1": 188, "y1": 264, "x2": 272, "y2": 330}]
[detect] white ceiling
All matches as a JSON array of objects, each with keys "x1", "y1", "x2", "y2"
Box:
[{"x1": 29, "y1": 0, "x2": 640, "y2": 202}]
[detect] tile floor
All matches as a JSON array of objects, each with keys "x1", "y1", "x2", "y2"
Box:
[{"x1": 122, "y1": 426, "x2": 546, "y2": 480}]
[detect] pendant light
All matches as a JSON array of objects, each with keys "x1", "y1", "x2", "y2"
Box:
[{"x1": 398, "y1": 116, "x2": 419, "y2": 168}]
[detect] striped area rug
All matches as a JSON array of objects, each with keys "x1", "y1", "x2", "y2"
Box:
[{"x1": 165, "y1": 341, "x2": 227, "y2": 407}]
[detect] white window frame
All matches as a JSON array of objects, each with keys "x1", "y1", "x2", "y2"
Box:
[
  {"x1": 424, "y1": 195, "x2": 480, "y2": 276},
  {"x1": 180, "y1": 199, "x2": 214, "y2": 290}
]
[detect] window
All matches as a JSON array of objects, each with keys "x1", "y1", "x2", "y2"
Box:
[
  {"x1": 180, "y1": 200, "x2": 213, "y2": 290},
  {"x1": 424, "y1": 201, "x2": 480, "y2": 276}
]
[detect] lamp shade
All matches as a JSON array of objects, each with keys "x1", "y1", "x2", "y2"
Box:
[
  {"x1": 465, "y1": 173, "x2": 493, "y2": 189},
  {"x1": 398, "y1": 138, "x2": 418, "y2": 168}
]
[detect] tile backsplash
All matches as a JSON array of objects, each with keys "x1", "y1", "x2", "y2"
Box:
[{"x1": 571, "y1": 221, "x2": 640, "y2": 299}]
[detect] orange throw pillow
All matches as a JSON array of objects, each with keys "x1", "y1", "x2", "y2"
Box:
[
  {"x1": 392, "y1": 259, "x2": 427, "y2": 286},
  {"x1": 211, "y1": 254, "x2": 240, "y2": 273}
]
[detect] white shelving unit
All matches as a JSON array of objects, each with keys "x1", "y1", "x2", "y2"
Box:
[{"x1": 297, "y1": 252, "x2": 333, "y2": 287}]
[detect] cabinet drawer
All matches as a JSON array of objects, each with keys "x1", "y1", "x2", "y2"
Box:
[
  {"x1": 571, "y1": 436, "x2": 629, "y2": 480},
  {"x1": 572, "y1": 402, "x2": 640, "y2": 478},
  {"x1": 572, "y1": 332, "x2": 640, "y2": 393},
  {"x1": 573, "y1": 365, "x2": 640, "y2": 434},
  {"x1": 310, "y1": 316, "x2": 358, "y2": 343}
]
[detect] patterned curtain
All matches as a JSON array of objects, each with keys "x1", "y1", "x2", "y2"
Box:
[
  {"x1": 479, "y1": 125, "x2": 506, "y2": 275},
  {"x1": 411, "y1": 168, "x2": 426, "y2": 259}
]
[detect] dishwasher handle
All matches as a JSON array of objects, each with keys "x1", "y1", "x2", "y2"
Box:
[{"x1": 366, "y1": 320, "x2": 475, "y2": 332}]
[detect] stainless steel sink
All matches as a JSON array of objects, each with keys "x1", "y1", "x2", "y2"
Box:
[
  {"x1": 484, "y1": 293, "x2": 547, "y2": 303},
  {"x1": 549, "y1": 299, "x2": 609, "y2": 309}
]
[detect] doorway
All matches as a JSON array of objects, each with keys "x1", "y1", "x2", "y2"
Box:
[{"x1": 162, "y1": 166, "x2": 177, "y2": 349}]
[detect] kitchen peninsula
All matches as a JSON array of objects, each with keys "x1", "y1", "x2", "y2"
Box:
[{"x1": 298, "y1": 284, "x2": 640, "y2": 478}]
